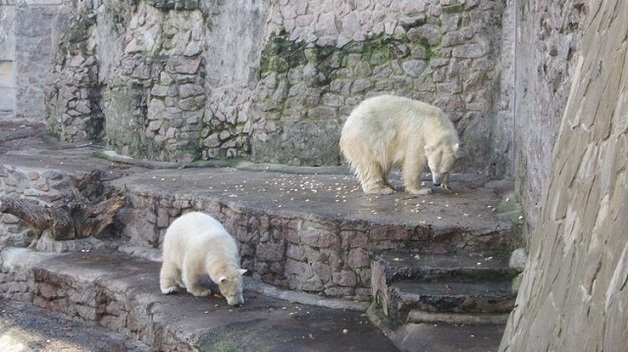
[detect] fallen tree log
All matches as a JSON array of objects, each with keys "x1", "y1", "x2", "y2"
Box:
[{"x1": 0, "y1": 170, "x2": 126, "y2": 241}]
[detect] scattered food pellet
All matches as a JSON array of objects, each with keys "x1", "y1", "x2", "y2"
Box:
[{"x1": 342, "y1": 329, "x2": 349, "y2": 334}]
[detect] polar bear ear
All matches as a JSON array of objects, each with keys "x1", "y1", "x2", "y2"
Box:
[
  {"x1": 239, "y1": 269, "x2": 248, "y2": 275},
  {"x1": 218, "y1": 275, "x2": 228, "y2": 283}
]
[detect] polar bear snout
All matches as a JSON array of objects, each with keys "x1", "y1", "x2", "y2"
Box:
[
  {"x1": 225, "y1": 294, "x2": 245, "y2": 307},
  {"x1": 431, "y1": 172, "x2": 447, "y2": 187},
  {"x1": 221, "y1": 288, "x2": 244, "y2": 306}
]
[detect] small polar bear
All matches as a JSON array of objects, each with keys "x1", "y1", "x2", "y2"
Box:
[
  {"x1": 339, "y1": 94, "x2": 460, "y2": 195},
  {"x1": 159, "y1": 211, "x2": 247, "y2": 306}
]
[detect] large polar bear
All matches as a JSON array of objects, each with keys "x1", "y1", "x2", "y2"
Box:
[
  {"x1": 160, "y1": 212, "x2": 247, "y2": 306},
  {"x1": 339, "y1": 94, "x2": 460, "y2": 195}
]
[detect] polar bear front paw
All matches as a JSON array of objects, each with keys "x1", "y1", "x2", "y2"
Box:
[
  {"x1": 407, "y1": 187, "x2": 432, "y2": 195},
  {"x1": 161, "y1": 286, "x2": 179, "y2": 295},
  {"x1": 363, "y1": 185, "x2": 394, "y2": 194}
]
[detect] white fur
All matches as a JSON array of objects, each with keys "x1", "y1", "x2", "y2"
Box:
[
  {"x1": 159, "y1": 212, "x2": 246, "y2": 306},
  {"x1": 339, "y1": 95, "x2": 460, "y2": 195}
]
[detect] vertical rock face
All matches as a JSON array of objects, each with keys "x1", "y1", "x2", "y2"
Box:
[
  {"x1": 103, "y1": 3, "x2": 209, "y2": 162},
  {"x1": 46, "y1": 14, "x2": 103, "y2": 142},
  {"x1": 500, "y1": 0, "x2": 627, "y2": 350},
  {"x1": 513, "y1": 0, "x2": 585, "y2": 228},
  {"x1": 252, "y1": 0, "x2": 509, "y2": 169},
  {"x1": 0, "y1": 3, "x2": 17, "y2": 120},
  {"x1": 39, "y1": 0, "x2": 512, "y2": 171},
  {"x1": 1, "y1": 0, "x2": 71, "y2": 121}
]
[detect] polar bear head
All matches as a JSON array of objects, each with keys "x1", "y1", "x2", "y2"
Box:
[
  {"x1": 218, "y1": 268, "x2": 248, "y2": 306},
  {"x1": 424, "y1": 142, "x2": 460, "y2": 187}
]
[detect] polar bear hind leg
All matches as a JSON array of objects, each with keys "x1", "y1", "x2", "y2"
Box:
[
  {"x1": 351, "y1": 159, "x2": 394, "y2": 194},
  {"x1": 160, "y1": 261, "x2": 181, "y2": 295}
]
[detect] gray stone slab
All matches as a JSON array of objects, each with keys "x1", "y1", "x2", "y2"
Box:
[
  {"x1": 0, "y1": 297, "x2": 151, "y2": 352},
  {"x1": 0, "y1": 248, "x2": 399, "y2": 352}
]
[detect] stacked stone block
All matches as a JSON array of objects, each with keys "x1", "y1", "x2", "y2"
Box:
[
  {"x1": 251, "y1": 0, "x2": 505, "y2": 169},
  {"x1": 118, "y1": 187, "x2": 510, "y2": 301},
  {"x1": 103, "y1": 3, "x2": 208, "y2": 163},
  {"x1": 46, "y1": 13, "x2": 103, "y2": 142},
  {"x1": 41, "y1": 0, "x2": 510, "y2": 174}
]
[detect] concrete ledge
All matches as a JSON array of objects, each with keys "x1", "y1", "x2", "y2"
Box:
[{"x1": 0, "y1": 247, "x2": 397, "y2": 351}]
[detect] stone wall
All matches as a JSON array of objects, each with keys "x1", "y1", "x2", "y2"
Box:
[
  {"x1": 40, "y1": 0, "x2": 513, "y2": 174},
  {"x1": 6, "y1": 0, "x2": 590, "y2": 239},
  {"x1": 251, "y1": 0, "x2": 509, "y2": 170},
  {"x1": 117, "y1": 188, "x2": 512, "y2": 301},
  {"x1": 500, "y1": 0, "x2": 627, "y2": 349},
  {"x1": 0, "y1": 1, "x2": 16, "y2": 119},
  {"x1": 0, "y1": 0, "x2": 72, "y2": 121},
  {"x1": 46, "y1": 10, "x2": 103, "y2": 141},
  {"x1": 513, "y1": 0, "x2": 585, "y2": 229}
]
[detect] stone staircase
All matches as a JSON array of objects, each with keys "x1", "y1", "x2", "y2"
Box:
[{"x1": 371, "y1": 251, "x2": 519, "y2": 328}]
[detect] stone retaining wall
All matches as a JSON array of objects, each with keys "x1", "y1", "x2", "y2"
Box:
[
  {"x1": 0, "y1": 162, "x2": 516, "y2": 301},
  {"x1": 501, "y1": 0, "x2": 627, "y2": 349},
  {"x1": 117, "y1": 188, "x2": 514, "y2": 301},
  {"x1": 252, "y1": 0, "x2": 507, "y2": 170},
  {"x1": 40, "y1": 0, "x2": 511, "y2": 175},
  {"x1": 119, "y1": 190, "x2": 424, "y2": 300}
]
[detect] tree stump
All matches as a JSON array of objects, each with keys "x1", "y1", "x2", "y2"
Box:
[{"x1": 0, "y1": 170, "x2": 126, "y2": 242}]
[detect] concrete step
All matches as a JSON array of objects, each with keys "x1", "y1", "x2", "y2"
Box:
[
  {"x1": 371, "y1": 251, "x2": 518, "y2": 327},
  {"x1": 0, "y1": 298, "x2": 151, "y2": 352},
  {"x1": 390, "y1": 278, "x2": 515, "y2": 323},
  {"x1": 373, "y1": 251, "x2": 518, "y2": 282},
  {"x1": 0, "y1": 248, "x2": 399, "y2": 352}
]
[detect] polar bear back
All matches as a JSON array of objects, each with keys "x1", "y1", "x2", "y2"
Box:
[
  {"x1": 341, "y1": 94, "x2": 457, "y2": 149},
  {"x1": 162, "y1": 212, "x2": 240, "y2": 271}
]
